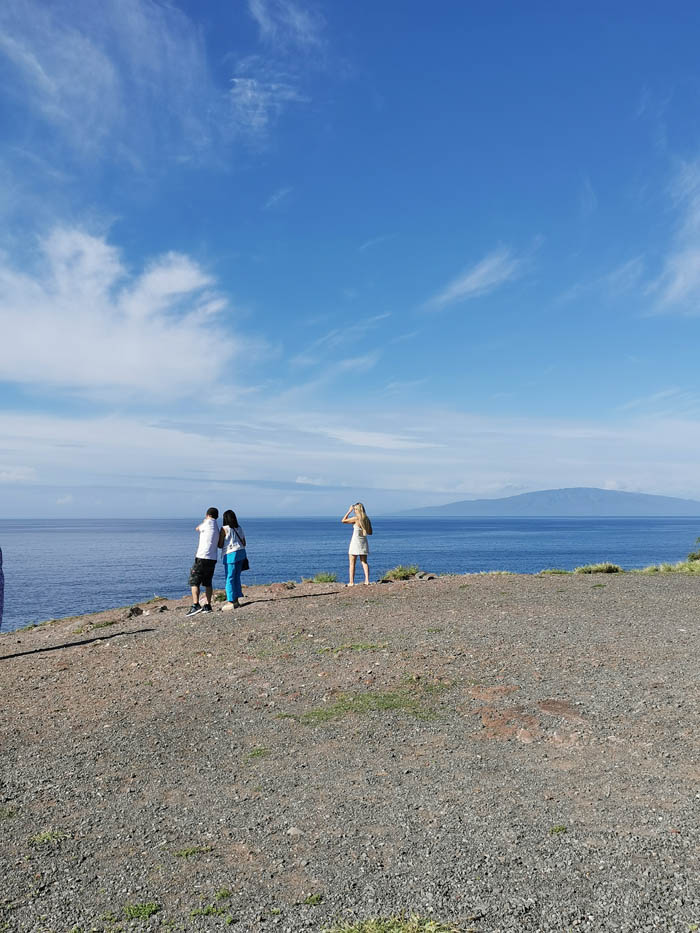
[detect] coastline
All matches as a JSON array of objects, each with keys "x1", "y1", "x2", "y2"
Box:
[{"x1": 2, "y1": 573, "x2": 699, "y2": 931}]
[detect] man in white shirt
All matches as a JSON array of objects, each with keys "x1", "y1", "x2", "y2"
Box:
[{"x1": 186, "y1": 507, "x2": 220, "y2": 616}]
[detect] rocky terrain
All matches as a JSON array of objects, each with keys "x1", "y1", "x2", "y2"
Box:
[{"x1": 1, "y1": 573, "x2": 698, "y2": 932}]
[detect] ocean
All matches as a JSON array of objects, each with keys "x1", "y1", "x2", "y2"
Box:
[{"x1": 1, "y1": 516, "x2": 698, "y2": 634}]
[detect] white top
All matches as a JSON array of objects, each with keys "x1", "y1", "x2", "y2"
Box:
[
  {"x1": 195, "y1": 517, "x2": 220, "y2": 560},
  {"x1": 221, "y1": 524, "x2": 245, "y2": 555}
]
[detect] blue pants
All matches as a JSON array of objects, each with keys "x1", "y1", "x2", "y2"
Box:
[{"x1": 224, "y1": 551, "x2": 246, "y2": 601}]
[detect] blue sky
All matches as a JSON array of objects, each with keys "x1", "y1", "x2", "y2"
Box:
[{"x1": 2, "y1": 0, "x2": 700, "y2": 517}]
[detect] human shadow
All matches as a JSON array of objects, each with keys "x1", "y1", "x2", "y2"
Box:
[
  {"x1": 243, "y1": 589, "x2": 343, "y2": 605},
  {"x1": 0, "y1": 628, "x2": 155, "y2": 661}
]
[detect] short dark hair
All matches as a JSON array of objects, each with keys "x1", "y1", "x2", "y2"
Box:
[
  {"x1": 222, "y1": 509, "x2": 238, "y2": 528},
  {"x1": 206, "y1": 507, "x2": 219, "y2": 519}
]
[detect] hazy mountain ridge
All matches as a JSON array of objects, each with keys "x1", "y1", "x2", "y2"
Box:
[{"x1": 403, "y1": 487, "x2": 700, "y2": 517}]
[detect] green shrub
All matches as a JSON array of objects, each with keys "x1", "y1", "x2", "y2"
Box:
[
  {"x1": 381, "y1": 565, "x2": 419, "y2": 582},
  {"x1": 313, "y1": 572, "x2": 338, "y2": 583},
  {"x1": 574, "y1": 562, "x2": 623, "y2": 574},
  {"x1": 539, "y1": 568, "x2": 571, "y2": 574}
]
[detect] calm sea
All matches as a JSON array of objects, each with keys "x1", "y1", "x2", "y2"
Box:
[{"x1": 0, "y1": 516, "x2": 698, "y2": 633}]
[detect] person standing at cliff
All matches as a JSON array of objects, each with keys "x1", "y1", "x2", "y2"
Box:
[
  {"x1": 218, "y1": 509, "x2": 247, "y2": 610},
  {"x1": 342, "y1": 502, "x2": 373, "y2": 585},
  {"x1": 186, "y1": 507, "x2": 220, "y2": 616}
]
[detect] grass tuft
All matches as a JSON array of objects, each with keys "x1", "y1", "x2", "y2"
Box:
[
  {"x1": 319, "y1": 642, "x2": 386, "y2": 656},
  {"x1": 636, "y1": 560, "x2": 700, "y2": 574},
  {"x1": 323, "y1": 918, "x2": 460, "y2": 933},
  {"x1": 302, "y1": 893, "x2": 323, "y2": 905},
  {"x1": 173, "y1": 844, "x2": 213, "y2": 858},
  {"x1": 539, "y1": 568, "x2": 571, "y2": 575},
  {"x1": 381, "y1": 565, "x2": 419, "y2": 582},
  {"x1": 123, "y1": 902, "x2": 161, "y2": 920},
  {"x1": 313, "y1": 571, "x2": 338, "y2": 583},
  {"x1": 191, "y1": 904, "x2": 228, "y2": 918},
  {"x1": 284, "y1": 681, "x2": 450, "y2": 726},
  {"x1": 574, "y1": 562, "x2": 623, "y2": 574},
  {"x1": 30, "y1": 829, "x2": 68, "y2": 847}
]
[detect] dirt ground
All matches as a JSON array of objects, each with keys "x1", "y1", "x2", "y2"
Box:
[{"x1": 1, "y1": 573, "x2": 699, "y2": 932}]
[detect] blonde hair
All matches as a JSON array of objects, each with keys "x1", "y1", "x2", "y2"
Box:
[{"x1": 354, "y1": 502, "x2": 372, "y2": 536}]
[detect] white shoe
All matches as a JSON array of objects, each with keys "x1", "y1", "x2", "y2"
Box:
[{"x1": 221, "y1": 602, "x2": 235, "y2": 612}]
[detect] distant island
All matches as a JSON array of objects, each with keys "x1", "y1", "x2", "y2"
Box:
[{"x1": 402, "y1": 486, "x2": 700, "y2": 517}]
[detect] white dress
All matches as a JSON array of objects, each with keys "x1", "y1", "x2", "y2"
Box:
[{"x1": 349, "y1": 523, "x2": 369, "y2": 556}]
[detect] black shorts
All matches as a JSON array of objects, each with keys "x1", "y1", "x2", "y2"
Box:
[{"x1": 189, "y1": 557, "x2": 216, "y2": 588}]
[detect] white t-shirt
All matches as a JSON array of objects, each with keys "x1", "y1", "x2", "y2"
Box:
[
  {"x1": 196, "y1": 517, "x2": 219, "y2": 560},
  {"x1": 221, "y1": 524, "x2": 245, "y2": 555}
]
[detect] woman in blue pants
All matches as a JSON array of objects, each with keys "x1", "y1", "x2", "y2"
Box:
[{"x1": 218, "y1": 510, "x2": 247, "y2": 609}]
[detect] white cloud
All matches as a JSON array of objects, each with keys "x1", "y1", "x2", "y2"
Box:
[
  {"x1": 0, "y1": 0, "x2": 221, "y2": 162},
  {"x1": 4, "y1": 404, "x2": 700, "y2": 516},
  {"x1": 0, "y1": 465, "x2": 37, "y2": 483},
  {"x1": 579, "y1": 176, "x2": 597, "y2": 218},
  {"x1": 653, "y1": 161, "x2": 700, "y2": 313},
  {"x1": 0, "y1": 227, "x2": 240, "y2": 396},
  {"x1": 359, "y1": 234, "x2": 395, "y2": 252},
  {"x1": 263, "y1": 185, "x2": 293, "y2": 210},
  {"x1": 426, "y1": 247, "x2": 523, "y2": 310},
  {"x1": 291, "y1": 313, "x2": 390, "y2": 367},
  {"x1": 230, "y1": 69, "x2": 307, "y2": 139},
  {"x1": 248, "y1": 0, "x2": 324, "y2": 49}
]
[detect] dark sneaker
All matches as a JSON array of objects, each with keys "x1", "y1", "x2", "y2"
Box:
[
  {"x1": 186, "y1": 604, "x2": 203, "y2": 617},
  {"x1": 201, "y1": 604, "x2": 213, "y2": 613}
]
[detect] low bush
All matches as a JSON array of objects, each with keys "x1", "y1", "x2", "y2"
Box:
[
  {"x1": 539, "y1": 568, "x2": 571, "y2": 575},
  {"x1": 574, "y1": 562, "x2": 623, "y2": 574},
  {"x1": 381, "y1": 565, "x2": 419, "y2": 582}
]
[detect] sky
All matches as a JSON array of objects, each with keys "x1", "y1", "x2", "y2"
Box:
[{"x1": 2, "y1": 0, "x2": 700, "y2": 517}]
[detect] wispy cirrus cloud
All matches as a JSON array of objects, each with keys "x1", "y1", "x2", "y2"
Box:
[
  {"x1": 232, "y1": 1, "x2": 327, "y2": 144},
  {"x1": 426, "y1": 247, "x2": 524, "y2": 310},
  {"x1": 263, "y1": 185, "x2": 293, "y2": 210},
  {"x1": 0, "y1": 227, "x2": 245, "y2": 397},
  {"x1": 248, "y1": 0, "x2": 324, "y2": 50},
  {"x1": 291, "y1": 312, "x2": 390, "y2": 367},
  {"x1": 652, "y1": 161, "x2": 700, "y2": 314},
  {"x1": 230, "y1": 67, "x2": 306, "y2": 138},
  {"x1": 0, "y1": 0, "x2": 221, "y2": 163},
  {"x1": 616, "y1": 387, "x2": 700, "y2": 419},
  {"x1": 359, "y1": 233, "x2": 395, "y2": 252}
]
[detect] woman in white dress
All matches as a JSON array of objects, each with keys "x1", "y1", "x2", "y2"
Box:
[{"x1": 341, "y1": 502, "x2": 373, "y2": 585}]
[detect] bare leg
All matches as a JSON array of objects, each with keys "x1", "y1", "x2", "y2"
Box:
[
  {"x1": 191, "y1": 585, "x2": 200, "y2": 605},
  {"x1": 348, "y1": 554, "x2": 356, "y2": 585},
  {"x1": 360, "y1": 555, "x2": 370, "y2": 584},
  {"x1": 204, "y1": 586, "x2": 213, "y2": 606}
]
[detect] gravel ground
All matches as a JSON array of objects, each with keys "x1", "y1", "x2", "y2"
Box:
[{"x1": 1, "y1": 573, "x2": 699, "y2": 933}]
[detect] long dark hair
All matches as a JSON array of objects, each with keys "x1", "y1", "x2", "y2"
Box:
[{"x1": 222, "y1": 509, "x2": 239, "y2": 529}]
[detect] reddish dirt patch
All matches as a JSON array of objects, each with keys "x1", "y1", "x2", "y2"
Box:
[
  {"x1": 469, "y1": 684, "x2": 520, "y2": 702},
  {"x1": 538, "y1": 698, "x2": 587, "y2": 724},
  {"x1": 478, "y1": 706, "x2": 541, "y2": 742}
]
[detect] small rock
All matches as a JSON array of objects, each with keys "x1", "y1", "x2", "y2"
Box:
[{"x1": 286, "y1": 827, "x2": 303, "y2": 837}]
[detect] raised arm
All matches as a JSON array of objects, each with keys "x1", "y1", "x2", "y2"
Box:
[{"x1": 341, "y1": 506, "x2": 356, "y2": 525}]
